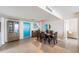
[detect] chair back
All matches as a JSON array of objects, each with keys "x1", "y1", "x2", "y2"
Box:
[
  {"x1": 40, "y1": 32, "x2": 45, "y2": 38},
  {"x1": 37, "y1": 30, "x2": 40, "y2": 38},
  {"x1": 49, "y1": 30, "x2": 53, "y2": 35},
  {"x1": 54, "y1": 32, "x2": 58, "y2": 39}
]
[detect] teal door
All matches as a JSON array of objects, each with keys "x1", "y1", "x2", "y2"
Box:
[{"x1": 23, "y1": 22, "x2": 30, "y2": 39}]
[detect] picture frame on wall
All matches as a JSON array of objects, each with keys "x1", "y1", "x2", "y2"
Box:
[{"x1": 33, "y1": 22, "x2": 40, "y2": 30}]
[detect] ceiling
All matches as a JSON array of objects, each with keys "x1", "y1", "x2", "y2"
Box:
[
  {"x1": 0, "y1": 6, "x2": 59, "y2": 21},
  {"x1": 51, "y1": 6, "x2": 79, "y2": 19},
  {"x1": 0, "y1": 6, "x2": 79, "y2": 21}
]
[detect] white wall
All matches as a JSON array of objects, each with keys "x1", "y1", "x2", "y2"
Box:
[
  {"x1": 19, "y1": 20, "x2": 23, "y2": 39},
  {"x1": 47, "y1": 19, "x2": 64, "y2": 39},
  {"x1": 0, "y1": 17, "x2": 5, "y2": 44},
  {"x1": 68, "y1": 18, "x2": 78, "y2": 38},
  {"x1": 68, "y1": 18, "x2": 78, "y2": 33},
  {"x1": 0, "y1": 20, "x2": 1, "y2": 44}
]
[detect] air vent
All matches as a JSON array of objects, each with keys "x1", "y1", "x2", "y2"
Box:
[{"x1": 46, "y1": 6, "x2": 52, "y2": 12}]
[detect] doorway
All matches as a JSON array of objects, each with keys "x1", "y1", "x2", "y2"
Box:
[
  {"x1": 64, "y1": 19, "x2": 78, "y2": 52},
  {"x1": 23, "y1": 22, "x2": 31, "y2": 39}
]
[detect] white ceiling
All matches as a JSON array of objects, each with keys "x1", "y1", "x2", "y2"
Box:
[
  {"x1": 0, "y1": 6, "x2": 59, "y2": 21},
  {"x1": 0, "y1": 6, "x2": 79, "y2": 21},
  {"x1": 51, "y1": 6, "x2": 79, "y2": 19}
]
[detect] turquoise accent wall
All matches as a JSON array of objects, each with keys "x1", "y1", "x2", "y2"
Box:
[
  {"x1": 23, "y1": 22, "x2": 30, "y2": 39},
  {"x1": 43, "y1": 24, "x2": 49, "y2": 30}
]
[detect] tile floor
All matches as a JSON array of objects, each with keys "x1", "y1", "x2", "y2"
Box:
[{"x1": 0, "y1": 38, "x2": 78, "y2": 53}]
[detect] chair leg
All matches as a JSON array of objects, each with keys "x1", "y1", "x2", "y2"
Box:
[
  {"x1": 44, "y1": 39, "x2": 46, "y2": 44},
  {"x1": 40, "y1": 39, "x2": 42, "y2": 42},
  {"x1": 48, "y1": 40, "x2": 50, "y2": 45},
  {"x1": 53, "y1": 39, "x2": 55, "y2": 45},
  {"x1": 56, "y1": 39, "x2": 57, "y2": 44}
]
